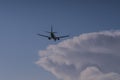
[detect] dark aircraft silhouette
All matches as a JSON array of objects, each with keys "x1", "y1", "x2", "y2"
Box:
[{"x1": 37, "y1": 26, "x2": 69, "y2": 41}]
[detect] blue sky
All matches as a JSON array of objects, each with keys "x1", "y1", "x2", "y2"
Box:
[{"x1": 0, "y1": 0, "x2": 120, "y2": 80}]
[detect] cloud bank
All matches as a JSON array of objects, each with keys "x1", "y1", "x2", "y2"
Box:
[{"x1": 36, "y1": 30, "x2": 120, "y2": 80}]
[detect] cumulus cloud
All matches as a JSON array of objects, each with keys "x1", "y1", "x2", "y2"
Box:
[
  {"x1": 80, "y1": 67, "x2": 120, "y2": 80},
  {"x1": 36, "y1": 30, "x2": 120, "y2": 80}
]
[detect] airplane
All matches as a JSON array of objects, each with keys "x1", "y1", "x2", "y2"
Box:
[{"x1": 37, "y1": 26, "x2": 69, "y2": 41}]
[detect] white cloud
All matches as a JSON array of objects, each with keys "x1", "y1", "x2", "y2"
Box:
[
  {"x1": 80, "y1": 67, "x2": 120, "y2": 80},
  {"x1": 36, "y1": 30, "x2": 120, "y2": 80}
]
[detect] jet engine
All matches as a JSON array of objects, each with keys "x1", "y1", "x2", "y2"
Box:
[
  {"x1": 48, "y1": 37, "x2": 51, "y2": 40},
  {"x1": 57, "y1": 37, "x2": 60, "y2": 40}
]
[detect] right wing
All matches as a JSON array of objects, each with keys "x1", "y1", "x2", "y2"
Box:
[
  {"x1": 58, "y1": 35, "x2": 69, "y2": 38},
  {"x1": 37, "y1": 34, "x2": 49, "y2": 38}
]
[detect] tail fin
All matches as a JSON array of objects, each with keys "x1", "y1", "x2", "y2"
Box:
[
  {"x1": 51, "y1": 25, "x2": 53, "y2": 32},
  {"x1": 51, "y1": 25, "x2": 57, "y2": 33},
  {"x1": 46, "y1": 25, "x2": 57, "y2": 33}
]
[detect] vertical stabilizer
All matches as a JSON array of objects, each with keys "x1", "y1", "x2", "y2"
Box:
[{"x1": 51, "y1": 25, "x2": 53, "y2": 32}]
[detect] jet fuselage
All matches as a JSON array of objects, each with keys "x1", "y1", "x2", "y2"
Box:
[{"x1": 50, "y1": 32, "x2": 57, "y2": 41}]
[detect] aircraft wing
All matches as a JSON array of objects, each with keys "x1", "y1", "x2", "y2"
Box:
[
  {"x1": 37, "y1": 34, "x2": 49, "y2": 38},
  {"x1": 58, "y1": 35, "x2": 69, "y2": 38}
]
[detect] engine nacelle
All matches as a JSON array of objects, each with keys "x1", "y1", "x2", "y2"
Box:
[
  {"x1": 57, "y1": 37, "x2": 60, "y2": 40},
  {"x1": 48, "y1": 37, "x2": 51, "y2": 40}
]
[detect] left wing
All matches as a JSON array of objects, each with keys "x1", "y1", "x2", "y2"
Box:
[{"x1": 37, "y1": 34, "x2": 49, "y2": 38}]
